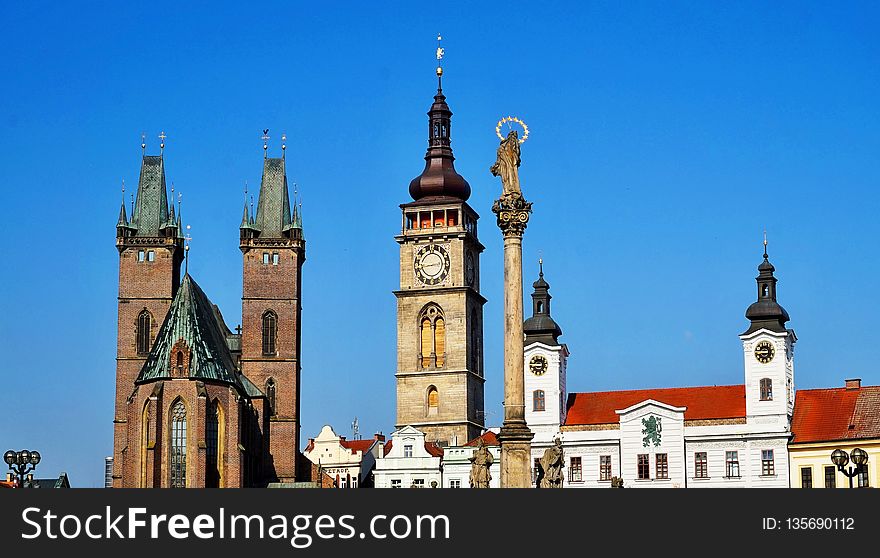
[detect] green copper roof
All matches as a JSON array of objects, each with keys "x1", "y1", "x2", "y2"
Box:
[
  {"x1": 130, "y1": 156, "x2": 170, "y2": 237},
  {"x1": 136, "y1": 274, "x2": 244, "y2": 389},
  {"x1": 252, "y1": 157, "x2": 299, "y2": 237}
]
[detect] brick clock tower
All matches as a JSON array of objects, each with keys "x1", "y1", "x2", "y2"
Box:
[
  {"x1": 240, "y1": 149, "x2": 305, "y2": 484},
  {"x1": 394, "y1": 69, "x2": 486, "y2": 446}
]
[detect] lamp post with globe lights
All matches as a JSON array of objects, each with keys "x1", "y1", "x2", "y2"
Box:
[
  {"x1": 4, "y1": 449, "x2": 41, "y2": 488},
  {"x1": 830, "y1": 448, "x2": 869, "y2": 488}
]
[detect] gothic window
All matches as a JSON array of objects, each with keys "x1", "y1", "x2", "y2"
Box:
[
  {"x1": 418, "y1": 304, "x2": 445, "y2": 369},
  {"x1": 760, "y1": 378, "x2": 773, "y2": 401},
  {"x1": 427, "y1": 386, "x2": 439, "y2": 416},
  {"x1": 170, "y1": 399, "x2": 187, "y2": 488},
  {"x1": 206, "y1": 401, "x2": 221, "y2": 488},
  {"x1": 140, "y1": 400, "x2": 151, "y2": 487},
  {"x1": 266, "y1": 378, "x2": 277, "y2": 416},
  {"x1": 533, "y1": 390, "x2": 545, "y2": 412},
  {"x1": 262, "y1": 311, "x2": 277, "y2": 355},
  {"x1": 137, "y1": 310, "x2": 152, "y2": 355}
]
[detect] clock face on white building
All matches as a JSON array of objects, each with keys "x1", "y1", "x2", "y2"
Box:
[
  {"x1": 529, "y1": 354, "x2": 548, "y2": 376},
  {"x1": 754, "y1": 340, "x2": 775, "y2": 364},
  {"x1": 414, "y1": 244, "x2": 450, "y2": 285}
]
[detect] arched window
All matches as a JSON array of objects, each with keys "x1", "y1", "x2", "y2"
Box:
[
  {"x1": 266, "y1": 378, "x2": 277, "y2": 416},
  {"x1": 760, "y1": 378, "x2": 773, "y2": 401},
  {"x1": 206, "y1": 401, "x2": 221, "y2": 488},
  {"x1": 140, "y1": 400, "x2": 151, "y2": 487},
  {"x1": 262, "y1": 311, "x2": 277, "y2": 355},
  {"x1": 137, "y1": 310, "x2": 152, "y2": 355},
  {"x1": 537, "y1": 301, "x2": 544, "y2": 314},
  {"x1": 533, "y1": 390, "x2": 546, "y2": 412},
  {"x1": 170, "y1": 399, "x2": 187, "y2": 488},
  {"x1": 427, "y1": 386, "x2": 439, "y2": 416},
  {"x1": 762, "y1": 284, "x2": 769, "y2": 297},
  {"x1": 418, "y1": 304, "x2": 445, "y2": 369}
]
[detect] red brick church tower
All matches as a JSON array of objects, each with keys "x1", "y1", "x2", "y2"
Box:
[
  {"x1": 111, "y1": 137, "x2": 305, "y2": 487},
  {"x1": 239, "y1": 142, "x2": 305, "y2": 484}
]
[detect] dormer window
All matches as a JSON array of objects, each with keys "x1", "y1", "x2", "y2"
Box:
[
  {"x1": 760, "y1": 378, "x2": 773, "y2": 401},
  {"x1": 404, "y1": 445, "x2": 413, "y2": 458}
]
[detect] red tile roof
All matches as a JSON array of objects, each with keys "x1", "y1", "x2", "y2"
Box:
[
  {"x1": 465, "y1": 431, "x2": 499, "y2": 447},
  {"x1": 340, "y1": 439, "x2": 376, "y2": 455},
  {"x1": 564, "y1": 385, "x2": 746, "y2": 425},
  {"x1": 382, "y1": 440, "x2": 444, "y2": 457},
  {"x1": 791, "y1": 386, "x2": 880, "y2": 444}
]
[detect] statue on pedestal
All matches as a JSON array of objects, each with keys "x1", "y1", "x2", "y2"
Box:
[
  {"x1": 469, "y1": 438, "x2": 494, "y2": 488},
  {"x1": 535, "y1": 438, "x2": 564, "y2": 488},
  {"x1": 490, "y1": 129, "x2": 522, "y2": 197}
]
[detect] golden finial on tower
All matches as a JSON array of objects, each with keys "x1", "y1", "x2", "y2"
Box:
[
  {"x1": 141, "y1": 133, "x2": 146, "y2": 154},
  {"x1": 282, "y1": 133, "x2": 287, "y2": 158},
  {"x1": 436, "y1": 33, "x2": 444, "y2": 79}
]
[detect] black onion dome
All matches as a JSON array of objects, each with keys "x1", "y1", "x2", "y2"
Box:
[
  {"x1": 743, "y1": 251, "x2": 790, "y2": 335},
  {"x1": 524, "y1": 263, "x2": 563, "y2": 345},
  {"x1": 408, "y1": 84, "x2": 471, "y2": 201}
]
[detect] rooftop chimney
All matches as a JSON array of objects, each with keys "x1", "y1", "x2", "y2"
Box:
[
  {"x1": 374, "y1": 433, "x2": 385, "y2": 442},
  {"x1": 845, "y1": 378, "x2": 861, "y2": 390}
]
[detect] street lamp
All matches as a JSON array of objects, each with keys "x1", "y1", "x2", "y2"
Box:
[
  {"x1": 4, "y1": 449, "x2": 41, "y2": 488},
  {"x1": 830, "y1": 447, "x2": 869, "y2": 488}
]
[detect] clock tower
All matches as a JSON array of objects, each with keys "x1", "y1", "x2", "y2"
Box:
[
  {"x1": 393, "y1": 69, "x2": 486, "y2": 446},
  {"x1": 523, "y1": 262, "x2": 568, "y2": 444},
  {"x1": 739, "y1": 240, "x2": 796, "y2": 429}
]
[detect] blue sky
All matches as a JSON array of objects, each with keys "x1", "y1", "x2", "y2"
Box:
[{"x1": 1, "y1": 2, "x2": 878, "y2": 487}]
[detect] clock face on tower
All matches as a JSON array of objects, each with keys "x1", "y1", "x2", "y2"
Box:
[
  {"x1": 529, "y1": 354, "x2": 548, "y2": 376},
  {"x1": 754, "y1": 340, "x2": 775, "y2": 364},
  {"x1": 414, "y1": 244, "x2": 451, "y2": 286}
]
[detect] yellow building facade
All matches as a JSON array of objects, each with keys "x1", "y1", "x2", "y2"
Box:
[{"x1": 789, "y1": 379, "x2": 879, "y2": 488}]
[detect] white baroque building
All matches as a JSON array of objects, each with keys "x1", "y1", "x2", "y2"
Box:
[
  {"x1": 442, "y1": 430, "x2": 501, "y2": 488},
  {"x1": 524, "y1": 251, "x2": 794, "y2": 488},
  {"x1": 373, "y1": 426, "x2": 444, "y2": 488},
  {"x1": 303, "y1": 425, "x2": 385, "y2": 488}
]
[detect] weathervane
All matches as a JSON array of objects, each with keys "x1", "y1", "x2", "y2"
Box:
[
  {"x1": 184, "y1": 224, "x2": 192, "y2": 272},
  {"x1": 763, "y1": 229, "x2": 768, "y2": 258},
  {"x1": 262, "y1": 129, "x2": 270, "y2": 157},
  {"x1": 436, "y1": 33, "x2": 444, "y2": 77}
]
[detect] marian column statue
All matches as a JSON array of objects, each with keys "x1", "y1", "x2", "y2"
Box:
[{"x1": 491, "y1": 120, "x2": 534, "y2": 488}]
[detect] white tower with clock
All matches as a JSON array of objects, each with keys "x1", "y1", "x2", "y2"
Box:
[
  {"x1": 393, "y1": 69, "x2": 486, "y2": 446},
  {"x1": 523, "y1": 262, "x2": 569, "y2": 444},
  {"x1": 739, "y1": 242, "x2": 796, "y2": 430}
]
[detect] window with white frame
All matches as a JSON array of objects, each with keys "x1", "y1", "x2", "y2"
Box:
[
  {"x1": 726, "y1": 451, "x2": 740, "y2": 478},
  {"x1": 761, "y1": 450, "x2": 775, "y2": 476},
  {"x1": 600, "y1": 455, "x2": 612, "y2": 481},
  {"x1": 449, "y1": 479, "x2": 461, "y2": 488},
  {"x1": 694, "y1": 452, "x2": 708, "y2": 478},
  {"x1": 404, "y1": 445, "x2": 413, "y2": 458}
]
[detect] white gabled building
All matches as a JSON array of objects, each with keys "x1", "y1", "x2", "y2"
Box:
[
  {"x1": 303, "y1": 425, "x2": 385, "y2": 488},
  {"x1": 442, "y1": 430, "x2": 502, "y2": 488},
  {"x1": 524, "y1": 250, "x2": 795, "y2": 488},
  {"x1": 373, "y1": 426, "x2": 444, "y2": 488}
]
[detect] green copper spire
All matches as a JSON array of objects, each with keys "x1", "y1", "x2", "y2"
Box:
[{"x1": 129, "y1": 155, "x2": 171, "y2": 237}]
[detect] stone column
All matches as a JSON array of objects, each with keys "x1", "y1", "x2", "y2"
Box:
[{"x1": 493, "y1": 193, "x2": 534, "y2": 488}]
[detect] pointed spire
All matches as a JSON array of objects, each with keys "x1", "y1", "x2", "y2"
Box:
[
  {"x1": 240, "y1": 181, "x2": 251, "y2": 228},
  {"x1": 524, "y1": 260, "x2": 562, "y2": 345},
  {"x1": 408, "y1": 35, "x2": 471, "y2": 202},
  {"x1": 117, "y1": 179, "x2": 129, "y2": 227},
  {"x1": 743, "y1": 234, "x2": 790, "y2": 335},
  {"x1": 252, "y1": 151, "x2": 298, "y2": 238},
  {"x1": 129, "y1": 144, "x2": 170, "y2": 236},
  {"x1": 168, "y1": 182, "x2": 176, "y2": 223}
]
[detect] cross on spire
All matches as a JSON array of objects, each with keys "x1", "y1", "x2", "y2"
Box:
[
  {"x1": 141, "y1": 133, "x2": 146, "y2": 154},
  {"x1": 763, "y1": 229, "x2": 768, "y2": 259},
  {"x1": 184, "y1": 224, "x2": 192, "y2": 273},
  {"x1": 159, "y1": 131, "x2": 167, "y2": 154}
]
